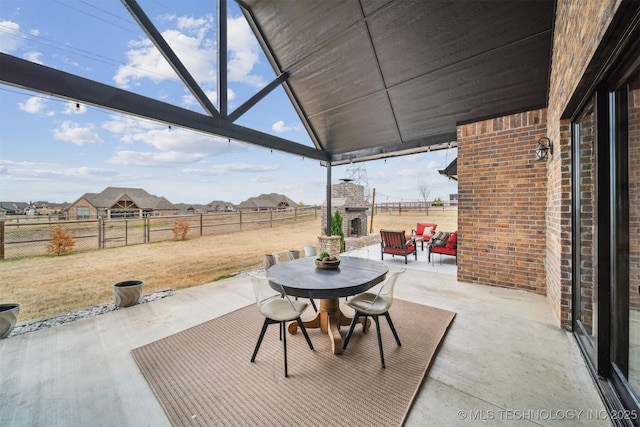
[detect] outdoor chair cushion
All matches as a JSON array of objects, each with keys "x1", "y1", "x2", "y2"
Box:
[{"x1": 413, "y1": 223, "x2": 437, "y2": 238}]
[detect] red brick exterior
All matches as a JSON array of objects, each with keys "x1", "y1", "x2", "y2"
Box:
[
  {"x1": 545, "y1": 0, "x2": 622, "y2": 329},
  {"x1": 457, "y1": 110, "x2": 547, "y2": 294}
]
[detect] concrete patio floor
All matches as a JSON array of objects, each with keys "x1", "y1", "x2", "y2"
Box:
[{"x1": 0, "y1": 245, "x2": 609, "y2": 426}]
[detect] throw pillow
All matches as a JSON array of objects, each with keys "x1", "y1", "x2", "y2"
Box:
[
  {"x1": 431, "y1": 231, "x2": 450, "y2": 247},
  {"x1": 422, "y1": 227, "x2": 433, "y2": 238}
]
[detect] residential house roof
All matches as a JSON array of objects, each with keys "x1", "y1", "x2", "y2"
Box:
[
  {"x1": 73, "y1": 187, "x2": 177, "y2": 211},
  {"x1": 237, "y1": 193, "x2": 296, "y2": 210}
]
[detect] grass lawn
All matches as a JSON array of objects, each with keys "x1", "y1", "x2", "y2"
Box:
[{"x1": 0, "y1": 208, "x2": 457, "y2": 321}]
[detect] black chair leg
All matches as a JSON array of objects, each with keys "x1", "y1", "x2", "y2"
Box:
[
  {"x1": 251, "y1": 318, "x2": 271, "y2": 362},
  {"x1": 373, "y1": 315, "x2": 386, "y2": 368},
  {"x1": 343, "y1": 312, "x2": 361, "y2": 350},
  {"x1": 296, "y1": 317, "x2": 314, "y2": 350},
  {"x1": 281, "y1": 321, "x2": 288, "y2": 377},
  {"x1": 384, "y1": 312, "x2": 402, "y2": 346},
  {"x1": 310, "y1": 298, "x2": 317, "y2": 312}
]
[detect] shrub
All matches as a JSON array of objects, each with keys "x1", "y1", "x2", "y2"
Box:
[
  {"x1": 330, "y1": 210, "x2": 345, "y2": 252},
  {"x1": 432, "y1": 197, "x2": 444, "y2": 207},
  {"x1": 172, "y1": 219, "x2": 190, "y2": 240},
  {"x1": 47, "y1": 225, "x2": 76, "y2": 256}
]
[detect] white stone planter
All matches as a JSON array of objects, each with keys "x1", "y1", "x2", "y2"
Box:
[
  {"x1": 304, "y1": 245, "x2": 318, "y2": 257},
  {"x1": 0, "y1": 303, "x2": 21, "y2": 339},
  {"x1": 113, "y1": 280, "x2": 144, "y2": 308}
]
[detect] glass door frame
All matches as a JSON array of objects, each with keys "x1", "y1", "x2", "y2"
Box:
[{"x1": 572, "y1": 89, "x2": 611, "y2": 378}]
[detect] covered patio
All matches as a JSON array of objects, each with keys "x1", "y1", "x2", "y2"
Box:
[
  {"x1": 0, "y1": 249, "x2": 606, "y2": 426},
  {"x1": 2, "y1": 0, "x2": 639, "y2": 421}
]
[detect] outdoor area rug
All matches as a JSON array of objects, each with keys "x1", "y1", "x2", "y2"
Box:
[{"x1": 131, "y1": 299, "x2": 456, "y2": 427}]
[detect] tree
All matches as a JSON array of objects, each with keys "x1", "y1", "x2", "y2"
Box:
[
  {"x1": 330, "y1": 210, "x2": 345, "y2": 252},
  {"x1": 172, "y1": 219, "x2": 190, "y2": 240},
  {"x1": 47, "y1": 225, "x2": 76, "y2": 256},
  {"x1": 417, "y1": 181, "x2": 431, "y2": 210}
]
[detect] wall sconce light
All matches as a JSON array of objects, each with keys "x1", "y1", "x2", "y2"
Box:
[{"x1": 535, "y1": 137, "x2": 553, "y2": 161}]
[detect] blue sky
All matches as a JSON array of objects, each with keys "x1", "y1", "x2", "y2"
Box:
[{"x1": 0, "y1": 0, "x2": 457, "y2": 206}]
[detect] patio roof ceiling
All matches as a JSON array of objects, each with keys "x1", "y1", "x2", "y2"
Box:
[
  {"x1": 0, "y1": 0, "x2": 555, "y2": 166},
  {"x1": 239, "y1": 0, "x2": 554, "y2": 165}
]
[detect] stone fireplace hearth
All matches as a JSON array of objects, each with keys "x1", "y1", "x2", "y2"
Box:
[{"x1": 321, "y1": 180, "x2": 368, "y2": 238}]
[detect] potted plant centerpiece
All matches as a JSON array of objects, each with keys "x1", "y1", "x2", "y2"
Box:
[{"x1": 315, "y1": 251, "x2": 341, "y2": 269}]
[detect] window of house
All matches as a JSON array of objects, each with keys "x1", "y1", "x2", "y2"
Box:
[{"x1": 77, "y1": 206, "x2": 90, "y2": 219}]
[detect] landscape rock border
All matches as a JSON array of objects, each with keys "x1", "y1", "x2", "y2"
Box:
[
  {"x1": 9, "y1": 290, "x2": 174, "y2": 338},
  {"x1": 7, "y1": 268, "x2": 264, "y2": 338}
]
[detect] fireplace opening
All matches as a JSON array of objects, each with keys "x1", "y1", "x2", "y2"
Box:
[{"x1": 350, "y1": 218, "x2": 361, "y2": 237}]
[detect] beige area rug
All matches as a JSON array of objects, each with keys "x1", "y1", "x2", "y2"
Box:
[{"x1": 131, "y1": 299, "x2": 456, "y2": 427}]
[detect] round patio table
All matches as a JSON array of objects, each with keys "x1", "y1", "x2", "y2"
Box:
[{"x1": 266, "y1": 256, "x2": 388, "y2": 354}]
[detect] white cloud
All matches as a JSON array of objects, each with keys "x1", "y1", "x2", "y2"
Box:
[
  {"x1": 251, "y1": 173, "x2": 274, "y2": 183},
  {"x1": 107, "y1": 150, "x2": 205, "y2": 167},
  {"x1": 181, "y1": 88, "x2": 235, "y2": 107},
  {"x1": 18, "y1": 96, "x2": 47, "y2": 114},
  {"x1": 0, "y1": 20, "x2": 23, "y2": 53},
  {"x1": 102, "y1": 116, "x2": 244, "y2": 167},
  {"x1": 397, "y1": 168, "x2": 418, "y2": 177},
  {"x1": 184, "y1": 163, "x2": 280, "y2": 176},
  {"x1": 227, "y1": 15, "x2": 265, "y2": 87},
  {"x1": 52, "y1": 121, "x2": 103, "y2": 145},
  {"x1": 425, "y1": 160, "x2": 441, "y2": 169},
  {"x1": 113, "y1": 14, "x2": 216, "y2": 88},
  {"x1": 24, "y1": 51, "x2": 43, "y2": 64},
  {"x1": 113, "y1": 13, "x2": 265, "y2": 90},
  {"x1": 271, "y1": 120, "x2": 300, "y2": 133},
  {"x1": 102, "y1": 115, "x2": 160, "y2": 137},
  {"x1": 0, "y1": 159, "x2": 112, "y2": 180}
]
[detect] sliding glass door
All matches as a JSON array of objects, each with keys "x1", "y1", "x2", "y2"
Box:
[
  {"x1": 614, "y1": 70, "x2": 640, "y2": 405},
  {"x1": 573, "y1": 63, "x2": 640, "y2": 412},
  {"x1": 573, "y1": 100, "x2": 600, "y2": 370}
]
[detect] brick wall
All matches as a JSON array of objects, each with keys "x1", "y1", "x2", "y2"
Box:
[
  {"x1": 546, "y1": 0, "x2": 622, "y2": 328},
  {"x1": 457, "y1": 110, "x2": 547, "y2": 294},
  {"x1": 67, "y1": 197, "x2": 99, "y2": 219},
  {"x1": 321, "y1": 182, "x2": 368, "y2": 237}
]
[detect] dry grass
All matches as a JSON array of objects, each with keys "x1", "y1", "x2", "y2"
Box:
[{"x1": 0, "y1": 208, "x2": 457, "y2": 321}]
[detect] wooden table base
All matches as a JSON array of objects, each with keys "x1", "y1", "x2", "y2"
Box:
[{"x1": 288, "y1": 298, "x2": 366, "y2": 354}]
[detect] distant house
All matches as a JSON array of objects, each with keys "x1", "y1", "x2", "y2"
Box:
[
  {"x1": 66, "y1": 187, "x2": 178, "y2": 219},
  {"x1": 207, "y1": 200, "x2": 236, "y2": 212},
  {"x1": 173, "y1": 201, "x2": 236, "y2": 215},
  {"x1": 0, "y1": 202, "x2": 29, "y2": 215},
  {"x1": 237, "y1": 193, "x2": 297, "y2": 211}
]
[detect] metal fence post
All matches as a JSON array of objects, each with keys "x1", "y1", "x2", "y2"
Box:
[
  {"x1": 200, "y1": 213, "x2": 203, "y2": 236},
  {"x1": 102, "y1": 218, "x2": 107, "y2": 248},
  {"x1": 98, "y1": 217, "x2": 103, "y2": 249},
  {"x1": 0, "y1": 220, "x2": 4, "y2": 260}
]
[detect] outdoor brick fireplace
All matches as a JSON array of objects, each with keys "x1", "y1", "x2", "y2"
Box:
[{"x1": 321, "y1": 180, "x2": 369, "y2": 238}]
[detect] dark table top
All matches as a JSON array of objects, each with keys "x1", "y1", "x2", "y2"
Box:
[{"x1": 266, "y1": 256, "x2": 388, "y2": 299}]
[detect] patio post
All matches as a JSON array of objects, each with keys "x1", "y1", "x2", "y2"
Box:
[{"x1": 326, "y1": 162, "x2": 332, "y2": 236}]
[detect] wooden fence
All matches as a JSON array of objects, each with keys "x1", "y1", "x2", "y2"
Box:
[{"x1": 0, "y1": 207, "x2": 319, "y2": 260}]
